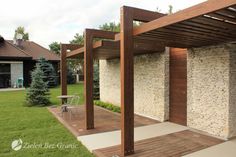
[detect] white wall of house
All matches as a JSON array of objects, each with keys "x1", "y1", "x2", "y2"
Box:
[
  {"x1": 10, "y1": 62, "x2": 23, "y2": 87},
  {"x1": 99, "y1": 50, "x2": 169, "y2": 121},
  {"x1": 187, "y1": 43, "x2": 236, "y2": 139}
]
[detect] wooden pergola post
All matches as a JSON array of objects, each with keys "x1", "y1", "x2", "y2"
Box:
[
  {"x1": 84, "y1": 29, "x2": 95, "y2": 129},
  {"x1": 60, "y1": 44, "x2": 67, "y2": 104},
  {"x1": 60, "y1": 44, "x2": 84, "y2": 104},
  {"x1": 120, "y1": 6, "x2": 166, "y2": 156},
  {"x1": 84, "y1": 29, "x2": 116, "y2": 130},
  {"x1": 120, "y1": 6, "x2": 134, "y2": 156}
]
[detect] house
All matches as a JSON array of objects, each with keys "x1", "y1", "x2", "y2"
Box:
[{"x1": 0, "y1": 36, "x2": 60, "y2": 88}]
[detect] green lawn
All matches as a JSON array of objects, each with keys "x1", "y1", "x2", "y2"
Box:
[{"x1": 0, "y1": 83, "x2": 93, "y2": 157}]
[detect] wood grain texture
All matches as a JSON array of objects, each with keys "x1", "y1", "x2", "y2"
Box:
[
  {"x1": 48, "y1": 105, "x2": 158, "y2": 137},
  {"x1": 93, "y1": 130, "x2": 223, "y2": 157},
  {"x1": 84, "y1": 30, "x2": 94, "y2": 130},
  {"x1": 60, "y1": 44, "x2": 67, "y2": 103},
  {"x1": 133, "y1": 0, "x2": 236, "y2": 35},
  {"x1": 83, "y1": 29, "x2": 121, "y2": 130},
  {"x1": 169, "y1": 48, "x2": 187, "y2": 125},
  {"x1": 120, "y1": 6, "x2": 135, "y2": 156}
]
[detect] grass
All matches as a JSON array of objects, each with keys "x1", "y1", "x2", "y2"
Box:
[
  {"x1": 0, "y1": 83, "x2": 93, "y2": 157},
  {"x1": 94, "y1": 100, "x2": 120, "y2": 113}
]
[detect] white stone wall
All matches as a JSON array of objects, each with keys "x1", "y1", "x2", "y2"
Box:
[
  {"x1": 229, "y1": 43, "x2": 236, "y2": 138},
  {"x1": 187, "y1": 43, "x2": 236, "y2": 138},
  {"x1": 10, "y1": 62, "x2": 23, "y2": 87},
  {"x1": 99, "y1": 50, "x2": 169, "y2": 121}
]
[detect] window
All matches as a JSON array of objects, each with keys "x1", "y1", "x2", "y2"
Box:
[
  {"x1": 0, "y1": 63, "x2": 11, "y2": 88},
  {"x1": 0, "y1": 63, "x2": 10, "y2": 73}
]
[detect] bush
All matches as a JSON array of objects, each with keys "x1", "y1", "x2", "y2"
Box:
[
  {"x1": 94, "y1": 100, "x2": 120, "y2": 113},
  {"x1": 25, "y1": 64, "x2": 51, "y2": 106}
]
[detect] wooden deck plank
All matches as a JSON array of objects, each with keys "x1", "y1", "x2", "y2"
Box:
[
  {"x1": 48, "y1": 105, "x2": 158, "y2": 137},
  {"x1": 93, "y1": 130, "x2": 223, "y2": 157}
]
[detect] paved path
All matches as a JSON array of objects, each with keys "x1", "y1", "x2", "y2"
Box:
[
  {"x1": 0, "y1": 88, "x2": 25, "y2": 92},
  {"x1": 183, "y1": 138, "x2": 236, "y2": 157},
  {"x1": 78, "y1": 122, "x2": 188, "y2": 151}
]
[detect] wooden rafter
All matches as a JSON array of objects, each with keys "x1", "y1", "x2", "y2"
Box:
[{"x1": 133, "y1": 0, "x2": 236, "y2": 35}]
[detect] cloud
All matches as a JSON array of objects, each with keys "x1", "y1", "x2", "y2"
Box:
[{"x1": 0, "y1": 0, "x2": 206, "y2": 48}]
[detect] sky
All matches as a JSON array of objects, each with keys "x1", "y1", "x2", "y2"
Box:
[{"x1": 0, "y1": 0, "x2": 206, "y2": 48}]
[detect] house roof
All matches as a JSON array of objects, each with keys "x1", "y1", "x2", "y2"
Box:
[
  {"x1": 7, "y1": 40, "x2": 60, "y2": 61},
  {"x1": 0, "y1": 40, "x2": 32, "y2": 60}
]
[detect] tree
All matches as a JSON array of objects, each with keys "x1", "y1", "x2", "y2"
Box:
[
  {"x1": 0, "y1": 35, "x2": 4, "y2": 43},
  {"x1": 70, "y1": 33, "x2": 84, "y2": 45},
  {"x1": 69, "y1": 33, "x2": 85, "y2": 78},
  {"x1": 49, "y1": 42, "x2": 60, "y2": 54},
  {"x1": 168, "y1": 5, "x2": 174, "y2": 14},
  {"x1": 37, "y1": 58, "x2": 58, "y2": 87},
  {"x1": 156, "y1": 5, "x2": 174, "y2": 14},
  {"x1": 14, "y1": 26, "x2": 29, "y2": 40},
  {"x1": 26, "y1": 64, "x2": 50, "y2": 106},
  {"x1": 99, "y1": 22, "x2": 120, "y2": 32},
  {"x1": 156, "y1": 7, "x2": 162, "y2": 13}
]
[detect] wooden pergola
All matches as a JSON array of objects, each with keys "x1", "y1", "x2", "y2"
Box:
[{"x1": 61, "y1": 0, "x2": 236, "y2": 156}]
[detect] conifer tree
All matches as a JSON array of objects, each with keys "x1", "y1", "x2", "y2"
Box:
[
  {"x1": 37, "y1": 57, "x2": 58, "y2": 87},
  {"x1": 26, "y1": 64, "x2": 50, "y2": 106}
]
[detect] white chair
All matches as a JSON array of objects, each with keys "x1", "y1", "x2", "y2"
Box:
[
  {"x1": 67, "y1": 96, "x2": 80, "y2": 120},
  {"x1": 61, "y1": 96, "x2": 75, "y2": 117}
]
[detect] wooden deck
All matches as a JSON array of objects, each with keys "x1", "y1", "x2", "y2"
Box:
[
  {"x1": 48, "y1": 105, "x2": 158, "y2": 137},
  {"x1": 93, "y1": 130, "x2": 223, "y2": 157}
]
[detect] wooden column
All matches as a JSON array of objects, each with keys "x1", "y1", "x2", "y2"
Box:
[
  {"x1": 83, "y1": 29, "x2": 116, "y2": 130},
  {"x1": 60, "y1": 44, "x2": 67, "y2": 103},
  {"x1": 84, "y1": 29, "x2": 94, "y2": 129},
  {"x1": 120, "y1": 6, "x2": 134, "y2": 156}
]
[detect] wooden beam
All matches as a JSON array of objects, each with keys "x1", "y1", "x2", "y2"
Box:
[
  {"x1": 66, "y1": 47, "x2": 84, "y2": 58},
  {"x1": 131, "y1": 6, "x2": 166, "y2": 22},
  {"x1": 114, "y1": 8, "x2": 166, "y2": 41},
  {"x1": 66, "y1": 30, "x2": 117, "y2": 58},
  {"x1": 62, "y1": 44, "x2": 83, "y2": 51},
  {"x1": 120, "y1": 6, "x2": 134, "y2": 156},
  {"x1": 86, "y1": 29, "x2": 117, "y2": 39},
  {"x1": 84, "y1": 29, "x2": 94, "y2": 130},
  {"x1": 60, "y1": 44, "x2": 67, "y2": 104},
  {"x1": 133, "y1": 0, "x2": 236, "y2": 35}
]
